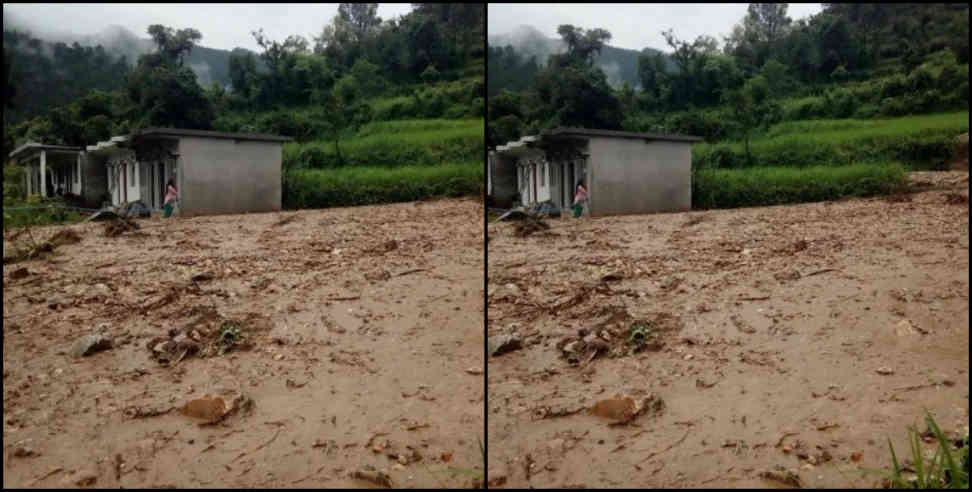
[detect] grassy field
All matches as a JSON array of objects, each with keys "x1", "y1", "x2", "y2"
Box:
[
  {"x1": 282, "y1": 117, "x2": 484, "y2": 209},
  {"x1": 283, "y1": 161, "x2": 482, "y2": 209},
  {"x1": 283, "y1": 118, "x2": 483, "y2": 170},
  {"x1": 693, "y1": 111, "x2": 969, "y2": 170},
  {"x1": 692, "y1": 162, "x2": 908, "y2": 209}
]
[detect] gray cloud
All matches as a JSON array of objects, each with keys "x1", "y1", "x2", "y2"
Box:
[
  {"x1": 3, "y1": 3, "x2": 414, "y2": 52},
  {"x1": 487, "y1": 3, "x2": 823, "y2": 52}
]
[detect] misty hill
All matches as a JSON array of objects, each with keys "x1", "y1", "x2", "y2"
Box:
[
  {"x1": 488, "y1": 24, "x2": 674, "y2": 89},
  {"x1": 3, "y1": 20, "x2": 247, "y2": 88}
]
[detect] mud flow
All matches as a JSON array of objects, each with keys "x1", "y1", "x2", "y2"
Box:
[
  {"x1": 487, "y1": 172, "x2": 969, "y2": 488},
  {"x1": 3, "y1": 198, "x2": 484, "y2": 488}
]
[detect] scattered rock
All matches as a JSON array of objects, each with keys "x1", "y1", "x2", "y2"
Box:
[
  {"x1": 589, "y1": 393, "x2": 664, "y2": 425},
  {"x1": 466, "y1": 367, "x2": 483, "y2": 375},
  {"x1": 895, "y1": 319, "x2": 917, "y2": 336},
  {"x1": 759, "y1": 467, "x2": 801, "y2": 487},
  {"x1": 851, "y1": 451, "x2": 862, "y2": 462},
  {"x1": 191, "y1": 272, "x2": 214, "y2": 282},
  {"x1": 13, "y1": 446, "x2": 39, "y2": 458},
  {"x1": 70, "y1": 334, "x2": 113, "y2": 357},
  {"x1": 9, "y1": 267, "x2": 30, "y2": 280},
  {"x1": 488, "y1": 334, "x2": 523, "y2": 357},
  {"x1": 876, "y1": 367, "x2": 894, "y2": 375},
  {"x1": 487, "y1": 467, "x2": 508, "y2": 487},
  {"x1": 350, "y1": 467, "x2": 393, "y2": 488},
  {"x1": 178, "y1": 392, "x2": 252, "y2": 425}
]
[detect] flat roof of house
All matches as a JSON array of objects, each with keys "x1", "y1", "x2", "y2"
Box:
[
  {"x1": 8, "y1": 143, "x2": 83, "y2": 159},
  {"x1": 541, "y1": 127, "x2": 703, "y2": 142},
  {"x1": 133, "y1": 127, "x2": 293, "y2": 142}
]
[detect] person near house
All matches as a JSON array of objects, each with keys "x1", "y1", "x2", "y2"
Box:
[
  {"x1": 572, "y1": 181, "x2": 588, "y2": 218},
  {"x1": 163, "y1": 179, "x2": 178, "y2": 218}
]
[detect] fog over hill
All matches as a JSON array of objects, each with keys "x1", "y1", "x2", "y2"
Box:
[
  {"x1": 488, "y1": 24, "x2": 676, "y2": 89},
  {"x1": 3, "y1": 12, "x2": 242, "y2": 89}
]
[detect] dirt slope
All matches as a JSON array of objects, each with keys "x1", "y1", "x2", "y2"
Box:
[
  {"x1": 3, "y1": 198, "x2": 484, "y2": 488},
  {"x1": 486, "y1": 172, "x2": 969, "y2": 488}
]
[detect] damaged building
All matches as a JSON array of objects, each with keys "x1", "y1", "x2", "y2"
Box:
[
  {"x1": 489, "y1": 128, "x2": 701, "y2": 216},
  {"x1": 11, "y1": 128, "x2": 291, "y2": 216}
]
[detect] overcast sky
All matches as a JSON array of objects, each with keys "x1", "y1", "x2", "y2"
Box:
[
  {"x1": 2, "y1": 3, "x2": 415, "y2": 52},
  {"x1": 488, "y1": 3, "x2": 823, "y2": 52}
]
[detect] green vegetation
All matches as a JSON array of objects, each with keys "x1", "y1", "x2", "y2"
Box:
[
  {"x1": 692, "y1": 162, "x2": 908, "y2": 210},
  {"x1": 283, "y1": 119, "x2": 482, "y2": 169},
  {"x1": 693, "y1": 111, "x2": 969, "y2": 170},
  {"x1": 489, "y1": 3, "x2": 967, "y2": 209},
  {"x1": 5, "y1": 4, "x2": 485, "y2": 209},
  {"x1": 865, "y1": 412, "x2": 969, "y2": 489},
  {"x1": 488, "y1": 3, "x2": 969, "y2": 148},
  {"x1": 284, "y1": 162, "x2": 481, "y2": 209}
]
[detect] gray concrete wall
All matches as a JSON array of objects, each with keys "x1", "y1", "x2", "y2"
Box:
[
  {"x1": 588, "y1": 137, "x2": 692, "y2": 216},
  {"x1": 81, "y1": 153, "x2": 109, "y2": 207},
  {"x1": 178, "y1": 136, "x2": 282, "y2": 216},
  {"x1": 489, "y1": 152, "x2": 518, "y2": 208}
]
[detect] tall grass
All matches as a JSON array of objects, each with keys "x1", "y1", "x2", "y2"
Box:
[
  {"x1": 283, "y1": 118, "x2": 483, "y2": 170},
  {"x1": 865, "y1": 411, "x2": 969, "y2": 489},
  {"x1": 692, "y1": 162, "x2": 908, "y2": 210},
  {"x1": 283, "y1": 161, "x2": 482, "y2": 209},
  {"x1": 693, "y1": 112, "x2": 968, "y2": 170}
]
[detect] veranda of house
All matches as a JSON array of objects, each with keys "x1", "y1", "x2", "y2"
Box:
[{"x1": 9, "y1": 143, "x2": 87, "y2": 201}]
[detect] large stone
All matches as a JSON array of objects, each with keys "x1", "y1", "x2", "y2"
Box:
[
  {"x1": 71, "y1": 334, "x2": 113, "y2": 357},
  {"x1": 488, "y1": 334, "x2": 523, "y2": 357}
]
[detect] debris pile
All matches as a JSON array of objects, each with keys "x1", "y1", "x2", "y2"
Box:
[
  {"x1": 104, "y1": 216, "x2": 140, "y2": 237},
  {"x1": 513, "y1": 215, "x2": 551, "y2": 238},
  {"x1": 556, "y1": 311, "x2": 681, "y2": 364},
  {"x1": 146, "y1": 308, "x2": 270, "y2": 364}
]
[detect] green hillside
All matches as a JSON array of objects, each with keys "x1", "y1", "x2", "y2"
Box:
[
  {"x1": 487, "y1": 3, "x2": 968, "y2": 208},
  {"x1": 4, "y1": 3, "x2": 485, "y2": 209}
]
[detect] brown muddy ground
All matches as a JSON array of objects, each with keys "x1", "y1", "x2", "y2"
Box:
[
  {"x1": 486, "y1": 172, "x2": 969, "y2": 489},
  {"x1": 3, "y1": 198, "x2": 484, "y2": 489}
]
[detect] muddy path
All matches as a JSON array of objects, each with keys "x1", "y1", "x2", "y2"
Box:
[
  {"x1": 486, "y1": 172, "x2": 969, "y2": 488},
  {"x1": 3, "y1": 198, "x2": 484, "y2": 489}
]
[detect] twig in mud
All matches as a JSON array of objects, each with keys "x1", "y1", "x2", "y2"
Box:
[
  {"x1": 738, "y1": 295, "x2": 770, "y2": 301},
  {"x1": 233, "y1": 429, "x2": 282, "y2": 462},
  {"x1": 326, "y1": 296, "x2": 360, "y2": 301},
  {"x1": 31, "y1": 467, "x2": 63, "y2": 485},
  {"x1": 394, "y1": 268, "x2": 429, "y2": 277},
  {"x1": 639, "y1": 429, "x2": 691, "y2": 463},
  {"x1": 804, "y1": 268, "x2": 837, "y2": 277}
]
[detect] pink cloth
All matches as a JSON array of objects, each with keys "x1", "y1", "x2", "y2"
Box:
[
  {"x1": 573, "y1": 186, "x2": 588, "y2": 205},
  {"x1": 164, "y1": 185, "x2": 178, "y2": 204}
]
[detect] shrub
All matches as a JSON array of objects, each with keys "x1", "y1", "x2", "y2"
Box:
[
  {"x1": 692, "y1": 162, "x2": 908, "y2": 210},
  {"x1": 283, "y1": 162, "x2": 482, "y2": 209}
]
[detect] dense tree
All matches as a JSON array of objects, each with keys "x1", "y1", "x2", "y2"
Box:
[{"x1": 125, "y1": 24, "x2": 214, "y2": 130}]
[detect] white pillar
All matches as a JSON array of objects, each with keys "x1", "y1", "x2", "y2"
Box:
[
  {"x1": 40, "y1": 151, "x2": 47, "y2": 197},
  {"x1": 76, "y1": 153, "x2": 82, "y2": 194}
]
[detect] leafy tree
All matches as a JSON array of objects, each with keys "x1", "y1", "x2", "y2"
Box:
[
  {"x1": 724, "y1": 75, "x2": 779, "y2": 165},
  {"x1": 146, "y1": 25, "x2": 202, "y2": 66},
  {"x1": 126, "y1": 25, "x2": 214, "y2": 129}
]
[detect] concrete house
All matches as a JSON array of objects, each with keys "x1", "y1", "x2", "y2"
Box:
[
  {"x1": 13, "y1": 128, "x2": 291, "y2": 216},
  {"x1": 489, "y1": 128, "x2": 702, "y2": 216}
]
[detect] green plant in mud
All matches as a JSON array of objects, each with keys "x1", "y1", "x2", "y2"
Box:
[
  {"x1": 627, "y1": 320, "x2": 659, "y2": 353},
  {"x1": 864, "y1": 411, "x2": 969, "y2": 489},
  {"x1": 217, "y1": 320, "x2": 245, "y2": 354}
]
